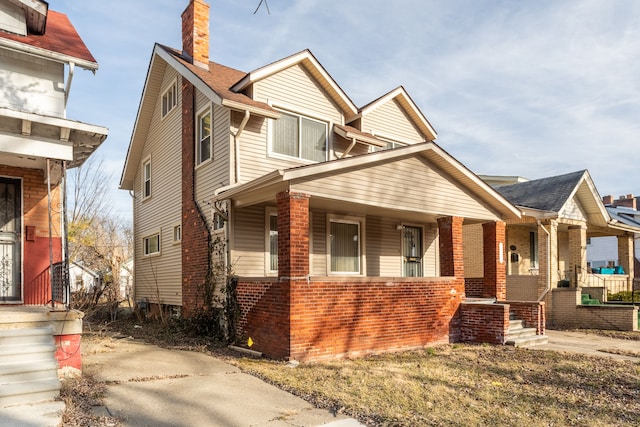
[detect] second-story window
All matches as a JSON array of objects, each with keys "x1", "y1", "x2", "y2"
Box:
[
  {"x1": 142, "y1": 157, "x2": 151, "y2": 199},
  {"x1": 196, "y1": 107, "x2": 211, "y2": 165},
  {"x1": 272, "y1": 110, "x2": 327, "y2": 162},
  {"x1": 161, "y1": 78, "x2": 178, "y2": 118}
]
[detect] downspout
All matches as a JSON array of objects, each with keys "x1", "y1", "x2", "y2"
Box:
[
  {"x1": 232, "y1": 110, "x2": 250, "y2": 184},
  {"x1": 64, "y1": 62, "x2": 75, "y2": 116},
  {"x1": 537, "y1": 220, "x2": 551, "y2": 302},
  {"x1": 341, "y1": 137, "x2": 357, "y2": 159}
]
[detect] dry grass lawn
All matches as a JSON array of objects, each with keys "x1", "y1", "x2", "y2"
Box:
[{"x1": 234, "y1": 345, "x2": 640, "y2": 426}]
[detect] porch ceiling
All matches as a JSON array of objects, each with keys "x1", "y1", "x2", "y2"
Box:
[{"x1": 0, "y1": 107, "x2": 108, "y2": 168}]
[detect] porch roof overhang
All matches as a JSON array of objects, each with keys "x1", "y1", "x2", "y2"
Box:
[
  {"x1": 212, "y1": 142, "x2": 522, "y2": 223},
  {"x1": 0, "y1": 107, "x2": 108, "y2": 170}
]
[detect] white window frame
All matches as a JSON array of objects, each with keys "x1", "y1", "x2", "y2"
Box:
[
  {"x1": 326, "y1": 214, "x2": 365, "y2": 275},
  {"x1": 269, "y1": 108, "x2": 329, "y2": 163},
  {"x1": 161, "y1": 78, "x2": 178, "y2": 119},
  {"x1": 173, "y1": 224, "x2": 182, "y2": 243},
  {"x1": 264, "y1": 207, "x2": 278, "y2": 275},
  {"x1": 143, "y1": 231, "x2": 161, "y2": 257},
  {"x1": 212, "y1": 212, "x2": 225, "y2": 232},
  {"x1": 142, "y1": 156, "x2": 151, "y2": 200},
  {"x1": 196, "y1": 105, "x2": 212, "y2": 166}
]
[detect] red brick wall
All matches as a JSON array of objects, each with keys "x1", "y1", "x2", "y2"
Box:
[
  {"x1": 438, "y1": 216, "x2": 464, "y2": 278},
  {"x1": 237, "y1": 277, "x2": 464, "y2": 361},
  {"x1": 464, "y1": 277, "x2": 484, "y2": 298},
  {"x1": 507, "y1": 301, "x2": 546, "y2": 335},
  {"x1": 235, "y1": 278, "x2": 290, "y2": 359},
  {"x1": 461, "y1": 303, "x2": 509, "y2": 344},
  {"x1": 483, "y1": 221, "x2": 506, "y2": 300},
  {"x1": 181, "y1": 79, "x2": 210, "y2": 315},
  {"x1": 55, "y1": 334, "x2": 82, "y2": 370}
]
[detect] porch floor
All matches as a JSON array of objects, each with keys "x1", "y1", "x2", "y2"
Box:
[{"x1": 0, "y1": 306, "x2": 83, "y2": 335}]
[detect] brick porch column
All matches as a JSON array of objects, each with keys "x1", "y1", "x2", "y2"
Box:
[
  {"x1": 568, "y1": 224, "x2": 587, "y2": 287},
  {"x1": 617, "y1": 233, "x2": 634, "y2": 289},
  {"x1": 276, "y1": 191, "x2": 310, "y2": 277},
  {"x1": 438, "y1": 216, "x2": 464, "y2": 278},
  {"x1": 482, "y1": 221, "x2": 506, "y2": 300}
]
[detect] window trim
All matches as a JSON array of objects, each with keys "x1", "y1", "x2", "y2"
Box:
[
  {"x1": 268, "y1": 107, "x2": 330, "y2": 163},
  {"x1": 143, "y1": 231, "x2": 161, "y2": 257},
  {"x1": 161, "y1": 78, "x2": 178, "y2": 119},
  {"x1": 172, "y1": 224, "x2": 182, "y2": 244},
  {"x1": 326, "y1": 214, "x2": 365, "y2": 275},
  {"x1": 195, "y1": 105, "x2": 212, "y2": 167},
  {"x1": 400, "y1": 223, "x2": 425, "y2": 277},
  {"x1": 265, "y1": 207, "x2": 278, "y2": 276},
  {"x1": 142, "y1": 156, "x2": 151, "y2": 200}
]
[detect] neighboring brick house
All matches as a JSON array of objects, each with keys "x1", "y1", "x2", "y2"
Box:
[
  {"x1": 121, "y1": 0, "x2": 548, "y2": 361},
  {"x1": 470, "y1": 171, "x2": 639, "y2": 328},
  {"x1": 0, "y1": 0, "x2": 107, "y2": 371}
]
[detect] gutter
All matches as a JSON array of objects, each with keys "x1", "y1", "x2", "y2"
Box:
[
  {"x1": 0, "y1": 38, "x2": 98, "y2": 71},
  {"x1": 536, "y1": 220, "x2": 551, "y2": 302}
]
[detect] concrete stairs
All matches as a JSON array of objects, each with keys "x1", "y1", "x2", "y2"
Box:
[
  {"x1": 505, "y1": 318, "x2": 548, "y2": 348},
  {"x1": 0, "y1": 326, "x2": 61, "y2": 408}
]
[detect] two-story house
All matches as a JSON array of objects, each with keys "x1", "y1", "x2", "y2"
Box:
[
  {"x1": 121, "y1": 0, "x2": 549, "y2": 361},
  {"x1": 0, "y1": 0, "x2": 107, "y2": 391}
]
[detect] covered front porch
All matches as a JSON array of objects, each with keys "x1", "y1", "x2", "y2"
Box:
[{"x1": 217, "y1": 143, "x2": 541, "y2": 360}]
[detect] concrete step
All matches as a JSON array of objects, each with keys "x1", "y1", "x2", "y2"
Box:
[
  {"x1": 505, "y1": 334, "x2": 549, "y2": 348},
  {"x1": 506, "y1": 327, "x2": 538, "y2": 340},
  {"x1": 0, "y1": 360, "x2": 58, "y2": 384},
  {"x1": 508, "y1": 319, "x2": 524, "y2": 330},
  {"x1": 0, "y1": 378, "x2": 61, "y2": 407},
  {"x1": 0, "y1": 327, "x2": 54, "y2": 347}
]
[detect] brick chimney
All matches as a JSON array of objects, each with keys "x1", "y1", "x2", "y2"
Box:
[
  {"x1": 614, "y1": 194, "x2": 637, "y2": 210},
  {"x1": 182, "y1": 0, "x2": 210, "y2": 69},
  {"x1": 602, "y1": 195, "x2": 614, "y2": 206}
]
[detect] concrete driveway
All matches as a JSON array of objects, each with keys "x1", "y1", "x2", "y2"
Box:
[{"x1": 82, "y1": 337, "x2": 364, "y2": 427}]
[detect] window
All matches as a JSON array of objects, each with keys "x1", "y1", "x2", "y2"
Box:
[
  {"x1": 173, "y1": 225, "x2": 182, "y2": 243},
  {"x1": 370, "y1": 137, "x2": 407, "y2": 152},
  {"x1": 196, "y1": 108, "x2": 211, "y2": 165},
  {"x1": 272, "y1": 110, "x2": 327, "y2": 162},
  {"x1": 269, "y1": 214, "x2": 278, "y2": 272},
  {"x1": 143, "y1": 233, "x2": 160, "y2": 256},
  {"x1": 330, "y1": 219, "x2": 361, "y2": 274},
  {"x1": 142, "y1": 158, "x2": 151, "y2": 199},
  {"x1": 213, "y1": 212, "x2": 225, "y2": 231},
  {"x1": 529, "y1": 231, "x2": 538, "y2": 268},
  {"x1": 161, "y1": 79, "x2": 178, "y2": 118},
  {"x1": 402, "y1": 225, "x2": 423, "y2": 277}
]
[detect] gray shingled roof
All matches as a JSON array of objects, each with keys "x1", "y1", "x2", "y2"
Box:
[{"x1": 495, "y1": 170, "x2": 586, "y2": 212}]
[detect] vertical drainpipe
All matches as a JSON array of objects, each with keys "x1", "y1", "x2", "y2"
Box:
[{"x1": 63, "y1": 62, "x2": 75, "y2": 117}]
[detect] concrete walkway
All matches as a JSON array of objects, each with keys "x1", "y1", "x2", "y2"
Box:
[
  {"x1": 532, "y1": 329, "x2": 640, "y2": 361},
  {"x1": 82, "y1": 337, "x2": 364, "y2": 427}
]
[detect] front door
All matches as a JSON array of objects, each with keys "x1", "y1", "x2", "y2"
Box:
[
  {"x1": 402, "y1": 225, "x2": 423, "y2": 277},
  {"x1": 0, "y1": 178, "x2": 21, "y2": 302}
]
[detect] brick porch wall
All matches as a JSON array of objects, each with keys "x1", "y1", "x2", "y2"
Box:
[
  {"x1": 461, "y1": 303, "x2": 509, "y2": 344},
  {"x1": 506, "y1": 301, "x2": 546, "y2": 335},
  {"x1": 464, "y1": 278, "x2": 484, "y2": 298},
  {"x1": 236, "y1": 276, "x2": 464, "y2": 361}
]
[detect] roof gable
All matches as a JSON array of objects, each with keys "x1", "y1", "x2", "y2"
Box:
[
  {"x1": 353, "y1": 86, "x2": 437, "y2": 142},
  {"x1": 497, "y1": 170, "x2": 610, "y2": 226},
  {"x1": 0, "y1": 9, "x2": 97, "y2": 69},
  {"x1": 231, "y1": 49, "x2": 358, "y2": 120},
  {"x1": 214, "y1": 142, "x2": 521, "y2": 221}
]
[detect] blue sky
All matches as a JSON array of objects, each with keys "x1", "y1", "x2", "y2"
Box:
[{"x1": 53, "y1": 0, "x2": 640, "y2": 219}]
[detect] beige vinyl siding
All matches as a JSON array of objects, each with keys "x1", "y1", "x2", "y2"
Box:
[
  {"x1": 238, "y1": 64, "x2": 344, "y2": 182},
  {"x1": 423, "y1": 226, "x2": 439, "y2": 276},
  {"x1": 366, "y1": 216, "x2": 401, "y2": 276},
  {"x1": 232, "y1": 204, "x2": 266, "y2": 276},
  {"x1": 133, "y1": 68, "x2": 182, "y2": 306},
  {"x1": 311, "y1": 211, "x2": 327, "y2": 275},
  {"x1": 294, "y1": 157, "x2": 500, "y2": 221},
  {"x1": 195, "y1": 92, "x2": 232, "y2": 229},
  {"x1": 361, "y1": 98, "x2": 424, "y2": 143},
  {"x1": 463, "y1": 223, "x2": 484, "y2": 277}
]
